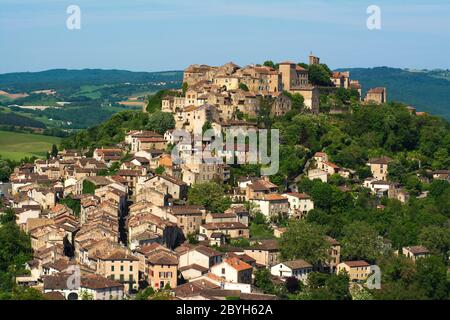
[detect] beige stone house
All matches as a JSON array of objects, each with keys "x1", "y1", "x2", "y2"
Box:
[
  {"x1": 177, "y1": 244, "x2": 223, "y2": 271},
  {"x1": 367, "y1": 156, "x2": 392, "y2": 181},
  {"x1": 290, "y1": 86, "x2": 319, "y2": 113},
  {"x1": 244, "y1": 240, "x2": 280, "y2": 267},
  {"x1": 97, "y1": 248, "x2": 140, "y2": 293},
  {"x1": 147, "y1": 250, "x2": 178, "y2": 290},
  {"x1": 331, "y1": 71, "x2": 350, "y2": 88},
  {"x1": 245, "y1": 177, "x2": 278, "y2": 200},
  {"x1": 167, "y1": 205, "x2": 203, "y2": 236},
  {"x1": 93, "y1": 148, "x2": 123, "y2": 165},
  {"x1": 337, "y1": 260, "x2": 372, "y2": 282},
  {"x1": 325, "y1": 236, "x2": 341, "y2": 273},
  {"x1": 144, "y1": 174, "x2": 188, "y2": 200},
  {"x1": 161, "y1": 95, "x2": 186, "y2": 113},
  {"x1": 402, "y1": 246, "x2": 430, "y2": 262},
  {"x1": 134, "y1": 137, "x2": 167, "y2": 153},
  {"x1": 250, "y1": 194, "x2": 290, "y2": 219},
  {"x1": 365, "y1": 87, "x2": 387, "y2": 104},
  {"x1": 200, "y1": 222, "x2": 249, "y2": 239},
  {"x1": 282, "y1": 192, "x2": 314, "y2": 218},
  {"x1": 278, "y1": 61, "x2": 309, "y2": 91}
]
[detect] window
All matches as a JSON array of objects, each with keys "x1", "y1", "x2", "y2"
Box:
[
  {"x1": 130, "y1": 265, "x2": 133, "y2": 272},
  {"x1": 222, "y1": 268, "x2": 226, "y2": 274},
  {"x1": 111, "y1": 266, "x2": 115, "y2": 272},
  {"x1": 120, "y1": 266, "x2": 124, "y2": 272}
]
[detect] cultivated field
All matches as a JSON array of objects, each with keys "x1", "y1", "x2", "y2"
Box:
[{"x1": 0, "y1": 130, "x2": 61, "y2": 161}]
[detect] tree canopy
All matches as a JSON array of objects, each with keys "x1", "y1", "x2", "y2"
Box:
[
  {"x1": 188, "y1": 182, "x2": 231, "y2": 213},
  {"x1": 279, "y1": 220, "x2": 330, "y2": 266}
]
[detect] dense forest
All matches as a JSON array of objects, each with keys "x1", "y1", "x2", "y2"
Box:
[
  {"x1": 0, "y1": 110, "x2": 46, "y2": 128},
  {"x1": 0, "y1": 210, "x2": 45, "y2": 300}
]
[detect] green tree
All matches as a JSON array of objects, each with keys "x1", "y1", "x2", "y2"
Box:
[
  {"x1": 9, "y1": 286, "x2": 46, "y2": 300},
  {"x1": 308, "y1": 64, "x2": 333, "y2": 86},
  {"x1": 145, "y1": 111, "x2": 175, "y2": 135},
  {"x1": 254, "y1": 268, "x2": 275, "y2": 294},
  {"x1": 249, "y1": 212, "x2": 274, "y2": 239},
  {"x1": 155, "y1": 166, "x2": 165, "y2": 175},
  {"x1": 431, "y1": 147, "x2": 450, "y2": 170},
  {"x1": 263, "y1": 61, "x2": 277, "y2": 69},
  {"x1": 50, "y1": 144, "x2": 58, "y2": 158},
  {"x1": 404, "y1": 175, "x2": 422, "y2": 195},
  {"x1": 0, "y1": 159, "x2": 12, "y2": 182},
  {"x1": 146, "y1": 90, "x2": 180, "y2": 113},
  {"x1": 257, "y1": 96, "x2": 273, "y2": 129},
  {"x1": 202, "y1": 120, "x2": 212, "y2": 134},
  {"x1": 182, "y1": 82, "x2": 189, "y2": 96},
  {"x1": 149, "y1": 289, "x2": 173, "y2": 300},
  {"x1": 59, "y1": 197, "x2": 81, "y2": 216},
  {"x1": 279, "y1": 220, "x2": 330, "y2": 266},
  {"x1": 419, "y1": 226, "x2": 450, "y2": 260},
  {"x1": 296, "y1": 272, "x2": 351, "y2": 300},
  {"x1": 291, "y1": 93, "x2": 305, "y2": 111},
  {"x1": 82, "y1": 180, "x2": 96, "y2": 194},
  {"x1": 341, "y1": 221, "x2": 383, "y2": 262},
  {"x1": 239, "y1": 83, "x2": 249, "y2": 91},
  {"x1": 80, "y1": 290, "x2": 94, "y2": 300},
  {"x1": 188, "y1": 182, "x2": 231, "y2": 213},
  {"x1": 415, "y1": 256, "x2": 448, "y2": 300},
  {"x1": 309, "y1": 182, "x2": 334, "y2": 212},
  {"x1": 135, "y1": 287, "x2": 155, "y2": 300},
  {"x1": 0, "y1": 218, "x2": 32, "y2": 293}
]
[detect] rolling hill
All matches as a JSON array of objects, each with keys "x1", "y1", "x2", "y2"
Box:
[
  {"x1": 0, "y1": 69, "x2": 183, "y2": 93},
  {"x1": 0, "y1": 130, "x2": 61, "y2": 161},
  {"x1": 338, "y1": 67, "x2": 450, "y2": 120}
]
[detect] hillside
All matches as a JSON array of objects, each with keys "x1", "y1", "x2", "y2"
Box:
[
  {"x1": 0, "y1": 108, "x2": 46, "y2": 128},
  {"x1": 338, "y1": 67, "x2": 450, "y2": 120},
  {"x1": 0, "y1": 130, "x2": 61, "y2": 161},
  {"x1": 0, "y1": 69, "x2": 183, "y2": 93},
  {"x1": 0, "y1": 69, "x2": 183, "y2": 130},
  {"x1": 1, "y1": 67, "x2": 449, "y2": 130}
]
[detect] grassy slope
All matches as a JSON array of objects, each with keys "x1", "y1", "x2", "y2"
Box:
[{"x1": 0, "y1": 130, "x2": 61, "y2": 161}]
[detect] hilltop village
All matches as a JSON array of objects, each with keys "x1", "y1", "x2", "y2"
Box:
[
  {"x1": 0, "y1": 55, "x2": 448, "y2": 301},
  {"x1": 154, "y1": 55, "x2": 386, "y2": 122}
]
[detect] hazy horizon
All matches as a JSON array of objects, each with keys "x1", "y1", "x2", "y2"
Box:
[
  {"x1": 0, "y1": 65, "x2": 449, "y2": 76},
  {"x1": 1, "y1": 0, "x2": 449, "y2": 73}
]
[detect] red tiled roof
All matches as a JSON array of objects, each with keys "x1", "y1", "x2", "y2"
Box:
[
  {"x1": 342, "y1": 260, "x2": 370, "y2": 268},
  {"x1": 263, "y1": 194, "x2": 287, "y2": 201},
  {"x1": 225, "y1": 257, "x2": 252, "y2": 271}
]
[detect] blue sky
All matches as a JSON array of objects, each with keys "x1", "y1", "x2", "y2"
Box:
[{"x1": 0, "y1": 0, "x2": 449, "y2": 73}]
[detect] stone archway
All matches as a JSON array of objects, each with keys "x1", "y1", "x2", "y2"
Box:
[{"x1": 67, "y1": 292, "x2": 79, "y2": 300}]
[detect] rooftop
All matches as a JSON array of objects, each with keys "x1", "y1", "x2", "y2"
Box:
[{"x1": 282, "y1": 259, "x2": 313, "y2": 270}]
